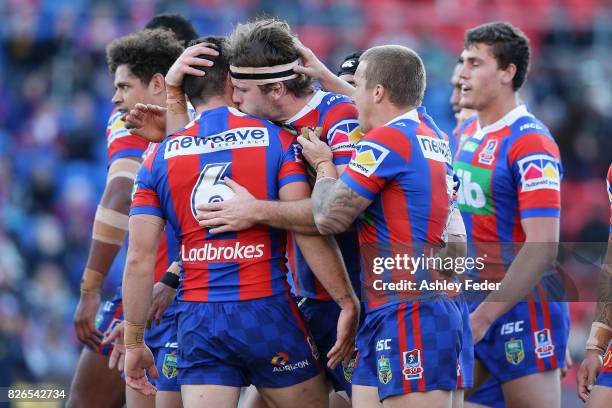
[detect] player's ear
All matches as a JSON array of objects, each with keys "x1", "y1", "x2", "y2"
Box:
[
  {"x1": 373, "y1": 84, "x2": 384, "y2": 104},
  {"x1": 500, "y1": 63, "x2": 516, "y2": 88},
  {"x1": 151, "y1": 73, "x2": 166, "y2": 95},
  {"x1": 270, "y1": 82, "x2": 285, "y2": 100}
]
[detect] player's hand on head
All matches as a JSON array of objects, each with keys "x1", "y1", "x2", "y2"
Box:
[
  {"x1": 147, "y1": 282, "x2": 177, "y2": 329},
  {"x1": 125, "y1": 345, "x2": 158, "y2": 396},
  {"x1": 73, "y1": 290, "x2": 103, "y2": 349},
  {"x1": 165, "y1": 42, "x2": 219, "y2": 87},
  {"x1": 292, "y1": 39, "x2": 329, "y2": 81},
  {"x1": 297, "y1": 127, "x2": 332, "y2": 171},
  {"x1": 196, "y1": 178, "x2": 257, "y2": 234},
  {"x1": 124, "y1": 103, "x2": 168, "y2": 143},
  {"x1": 577, "y1": 349, "x2": 603, "y2": 402},
  {"x1": 327, "y1": 295, "x2": 360, "y2": 369},
  {"x1": 103, "y1": 320, "x2": 126, "y2": 372}
]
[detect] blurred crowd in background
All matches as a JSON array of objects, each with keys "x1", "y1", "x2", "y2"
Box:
[{"x1": 0, "y1": 0, "x2": 611, "y2": 399}]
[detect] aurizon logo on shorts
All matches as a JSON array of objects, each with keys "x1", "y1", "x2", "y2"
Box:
[{"x1": 181, "y1": 243, "x2": 265, "y2": 262}]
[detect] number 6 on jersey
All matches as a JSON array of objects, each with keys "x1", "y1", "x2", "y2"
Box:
[{"x1": 191, "y1": 163, "x2": 234, "y2": 220}]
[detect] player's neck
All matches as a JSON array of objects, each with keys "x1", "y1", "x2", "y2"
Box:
[
  {"x1": 477, "y1": 92, "x2": 520, "y2": 128},
  {"x1": 194, "y1": 97, "x2": 231, "y2": 116},
  {"x1": 276, "y1": 91, "x2": 316, "y2": 122}
]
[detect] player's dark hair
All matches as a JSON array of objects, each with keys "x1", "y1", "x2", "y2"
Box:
[
  {"x1": 106, "y1": 28, "x2": 184, "y2": 84},
  {"x1": 228, "y1": 18, "x2": 313, "y2": 97},
  {"x1": 337, "y1": 51, "x2": 363, "y2": 77},
  {"x1": 183, "y1": 36, "x2": 229, "y2": 106},
  {"x1": 360, "y1": 45, "x2": 425, "y2": 108},
  {"x1": 465, "y1": 22, "x2": 530, "y2": 91},
  {"x1": 145, "y1": 13, "x2": 199, "y2": 47}
]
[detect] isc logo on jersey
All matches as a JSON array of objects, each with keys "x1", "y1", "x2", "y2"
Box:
[
  {"x1": 517, "y1": 154, "x2": 561, "y2": 192},
  {"x1": 164, "y1": 127, "x2": 270, "y2": 159},
  {"x1": 328, "y1": 119, "x2": 363, "y2": 153},
  {"x1": 349, "y1": 141, "x2": 390, "y2": 177},
  {"x1": 416, "y1": 135, "x2": 452, "y2": 164}
]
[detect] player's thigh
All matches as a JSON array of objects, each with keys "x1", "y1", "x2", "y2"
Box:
[
  {"x1": 501, "y1": 369, "x2": 560, "y2": 408},
  {"x1": 241, "y1": 385, "x2": 270, "y2": 408},
  {"x1": 126, "y1": 385, "x2": 155, "y2": 408},
  {"x1": 382, "y1": 389, "x2": 452, "y2": 408},
  {"x1": 352, "y1": 384, "x2": 383, "y2": 408},
  {"x1": 464, "y1": 358, "x2": 490, "y2": 399},
  {"x1": 156, "y1": 390, "x2": 183, "y2": 408},
  {"x1": 330, "y1": 390, "x2": 351, "y2": 408},
  {"x1": 451, "y1": 389, "x2": 464, "y2": 408},
  {"x1": 66, "y1": 348, "x2": 125, "y2": 408},
  {"x1": 181, "y1": 384, "x2": 240, "y2": 408},
  {"x1": 585, "y1": 385, "x2": 612, "y2": 408},
  {"x1": 257, "y1": 372, "x2": 328, "y2": 408}
]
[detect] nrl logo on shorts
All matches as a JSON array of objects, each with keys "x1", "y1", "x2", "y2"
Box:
[
  {"x1": 534, "y1": 328, "x2": 555, "y2": 359},
  {"x1": 505, "y1": 338, "x2": 525, "y2": 365},
  {"x1": 402, "y1": 349, "x2": 424, "y2": 380},
  {"x1": 377, "y1": 355, "x2": 392, "y2": 384},
  {"x1": 343, "y1": 356, "x2": 356, "y2": 383},
  {"x1": 162, "y1": 352, "x2": 178, "y2": 379}
]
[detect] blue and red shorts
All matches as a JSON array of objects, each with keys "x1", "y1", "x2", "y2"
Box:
[
  {"x1": 351, "y1": 297, "x2": 462, "y2": 400},
  {"x1": 175, "y1": 292, "x2": 321, "y2": 388},
  {"x1": 470, "y1": 300, "x2": 569, "y2": 384}
]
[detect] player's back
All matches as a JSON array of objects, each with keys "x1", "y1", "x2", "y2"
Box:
[{"x1": 134, "y1": 106, "x2": 305, "y2": 302}]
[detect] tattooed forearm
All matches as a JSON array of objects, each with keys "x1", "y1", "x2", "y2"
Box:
[
  {"x1": 595, "y1": 259, "x2": 612, "y2": 327},
  {"x1": 312, "y1": 178, "x2": 370, "y2": 235}
]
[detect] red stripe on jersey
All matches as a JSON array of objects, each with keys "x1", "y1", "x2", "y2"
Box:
[
  {"x1": 230, "y1": 136, "x2": 274, "y2": 300},
  {"x1": 527, "y1": 296, "x2": 546, "y2": 372},
  {"x1": 142, "y1": 144, "x2": 160, "y2": 171},
  {"x1": 536, "y1": 285, "x2": 558, "y2": 369},
  {"x1": 368, "y1": 127, "x2": 411, "y2": 163},
  {"x1": 397, "y1": 302, "x2": 411, "y2": 393},
  {"x1": 411, "y1": 302, "x2": 426, "y2": 392},
  {"x1": 131, "y1": 188, "x2": 161, "y2": 208},
  {"x1": 425, "y1": 156, "x2": 449, "y2": 245},
  {"x1": 167, "y1": 148, "x2": 209, "y2": 301}
]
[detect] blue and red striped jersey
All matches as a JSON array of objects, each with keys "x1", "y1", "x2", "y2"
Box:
[
  {"x1": 105, "y1": 107, "x2": 150, "y2": 165},
  {"x1": 340, "y1": 107, "x2": 453, "y2": 310},
  {"x1": 131, "y1": 106, "x2": 308, "y2": 302},
  {"x1": 284, "y1": 90, "x2": 363, "y2": 300},
  {"x1": 607, "y1": 163, "x2": 612, "y2": 232},
  {"x1": 454, "y1": 104, "x2": 562, "y2": 280}
]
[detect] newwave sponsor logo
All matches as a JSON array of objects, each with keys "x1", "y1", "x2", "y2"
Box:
[
  {"x1": 164, "y1": 127, "x2": 270, "y2": 159},
  {"x1": 416, "y1": 135, "x2": 452, "y2": 164},
  {"x1": 181, "y1": 243, "x2": 265, "y2": 262}
]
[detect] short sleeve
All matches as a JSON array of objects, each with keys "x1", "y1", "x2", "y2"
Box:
[
  {"x1": 130, "y1": 147, "x2": 163, "y2": 218},
  {"x1": 321, "y1": 102, "x2": 363, "y2": 166},
  {"x1": 278, "y1": 130, "x2": 309, "y2": 188},
  {"x1": 106, "y1": 109, "x2": 150, "y2": 165},
  {"x1": 508, "y1": 132, "x2": 562, "y2": 219}
]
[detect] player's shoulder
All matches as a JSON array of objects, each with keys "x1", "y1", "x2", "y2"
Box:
[
  {"x1": 320, "y1": 90, "x2": 354, "y2": 108},
  {"x1": 508, "y1": 109, "x2": 553, "y2": 142}
]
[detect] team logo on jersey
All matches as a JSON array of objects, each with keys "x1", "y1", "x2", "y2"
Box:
[
  {"x1": 505, "y1": 338, "x2": 525, "y2": 365},
  {"x1": 344, "y1": 356, "x2": 356, "y2": 383},
  {"x1": 534, "y1": 328, "x2": 555, "y2": 359},
  {"x1": 378, "y1": 355, "x2": 392, "y2": 384},
  {"x1": 417, "y1": 135, "x2": 452, "y2": 164},
  {"x1": 349, "y1": 141, "x2": 390, "y2": 177},
  {"x1": 402, "y1": 349, "x2": 424, "y2": 380},
  {"x1": 517, "y1": 154, "x2": 561, "y2": 192},
  {"x1": 162, "y1": 352, "x2": 178, "y2": 379},
  {"x1": 164, "y1": 127, "x2": 270, "y2": 159},
  {"x1": 107, "y1": 115, "x2": 130, "y2": 146},
  {"x1": 477, "y1": 140, "x2": 498, "y2": 165},
  {"x1": 328, "y1": 120, "x2": 363, "y2": 153}
]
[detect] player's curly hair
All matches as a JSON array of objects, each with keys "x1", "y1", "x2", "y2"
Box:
[
  {"x1": 465, "y1": 22, "x2": 530, "y2": 91},
  {"x1": 106, "y1": 28, "x2": 184, "y2": 84},
  {"x1": 228, "y1": 18, "x2": 313, "y2": 97},
  {"x1": 145, "y1": 13, "x2": 199, "y2": 47}
]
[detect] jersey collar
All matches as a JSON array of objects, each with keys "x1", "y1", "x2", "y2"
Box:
[
  {"x1": 283, "y1": 90, "x2": 327, "y2": 125},
  {"x1": 474, "y1": 104, "x2": 532, "y2": 139},
  {"x1": 384, "y1": 108, "x2": 420, "y2": 126}
]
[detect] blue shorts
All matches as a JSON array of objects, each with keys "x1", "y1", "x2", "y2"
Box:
[
  {"x1": 351, "y1": 298, "x2": 462, "y2": 400},
  {"x1": 467, "y1": 377, "x2": 506, "y2": 408},
  {"x1": 470, "y1": 301, "x2": 569, "y2": 383},
  {"x1": 595, "y1": 345, "x2": 612, "y2": 388},
  {"x1": 175, "y1": 292, "x2": 321, "y2": 388},
  {"x1": 455, "y1": 297, "x2": 474, "y2": 389},
  {"x1": 148, "y1": 301, "x2": 179, "y2": 392},
  {"x1": 89, "y1": 287, "x2": 123, "y2": 356},
  {"x1": 298, "y1": 298, "x2": 356, "y2": 394}
]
